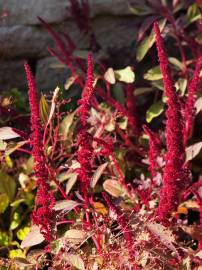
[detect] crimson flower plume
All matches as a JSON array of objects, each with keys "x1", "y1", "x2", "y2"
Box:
[
  {"x1": 76, "y1": 53, "x2": 94, "y2": 197},
  {"x1": 24, "y1": 63, "x2": 55, "y2": 241},
  {"x1": 153, "y1": 22, "x2": 190, "y2": 220}
]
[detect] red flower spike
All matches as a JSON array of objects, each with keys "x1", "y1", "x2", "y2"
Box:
[
  {"x1": 153, "y1": 22, "x2": 190, "y2": 220},
  {"x1": 143, "y1": 125, "x2": 162, "y2": 178},
  {"x1": 24, "y1": 63, "x2": 55, "y2": 241},
  {"x1": 184, "y1": 57, "x2": 202, "y2": 144},
  {"x1": 76, "y1": 53, "x2": 94, "y2": 197},
  {"x1": 126, "y1": 84, "x2": 140, "y2": 135}
]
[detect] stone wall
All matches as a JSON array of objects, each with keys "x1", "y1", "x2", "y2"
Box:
[{"x1": 0, "y1": 0, "x2": 139, "y2": 92}]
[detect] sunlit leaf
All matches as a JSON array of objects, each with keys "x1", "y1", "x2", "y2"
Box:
[
  {"x1": 53, "y1": 200, "x2": 80, "y2": 211},
  {"x1": 195, "y1": 96, "x2": 202, "y2": 114},
  {"x1": 168, "y1": 57, "x2": 183, "y2": 70},
  {"x1": 91, "y1": 163, "x2": 108, "y2": 188},
  {"x1": 0, "y1": 140, "x2": 7, "y2": 151},
  {"x1": 64, "y1": 229, "x2": 86, "y2": 243},
  {"x1": 39, "y1": 94, "x2": 49, "y2": 123},
  {"x1": 47, "y1": 86, "x2": 60, "y2": 126},
  {"x1": 185, "y1": 141, "x2": 202, "y2": 162},
  {"x1": 10, "y1": 211, "x2": 21, "y2": 230},
  {"x1": 0, "y1": 170, "x2": 16, "y2": 200},
  {"x1": 9, "y1": 249, "x2": 25, "y2": 259},
  {"x1": 136, "y1": 19, "x2": 166, "y2": 61},
  {"x1": 0, "y1": 230, "x2": 9, "y2": 246},
  {"x1": 103, "y1": 180, "x2": 122, "y2": 197},
  {"x1": 114, "y1": 67, "x2": 135, "y2": 83},
  {"x1": 104, "y1": 68, "x2": 116, "y2": 84},
  {"x1": 93, "y1": 202, "x2": 108, "y2": 215},
  {"x1": 65, "y1": 173, "x2": 78, "y2": 194},
  {"x1": 144, "y1": 66, "x2": 163, "y2": 81},
  {"x1": 65, "y1": 76, "x2": 77, "y2": 90},
  {"x1": 0, "y1": 127, "x2": 20, "y2": 140},
  {"x1": 187, "y1": 3, "x2": 200, "y2": 23},
  {"x1": 175, "y1": 78, "x2": 187, "y2": 96},
  {"x1": 21, "y1": 225, "x2": 45, "y2": 248},
  {"x1": 60, "y1": 111, "x2": 76, "y2": 139},
  {"x1": 5, "y1": 141, "x2": 26, "y2": 156},
  {"x1": 0, "y1": 193, "x2": 9, "y2": 213},
  {"x1": 146, "y1": 101, "x2": 164, "y2": 123},
  {"x1": 17, "y1": 227, "x2": 30, "y2": 241}
]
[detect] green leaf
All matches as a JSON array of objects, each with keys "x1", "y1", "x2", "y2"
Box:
[
  {"x1": 168, "y1": 57, "x2": 183, "y2": 71},
  {"x1": 136, "y1": 36, "x2": 150, "y2": 62},
  {"x1": 0, "y1": 230, "x2": 9, "y2": 246},
  {"x1": 39, "y1": 94, "x2": 49, "y2": 124},
  {"x1": 9, "y1": 249, "x2": 25, "y2": 259},
  {"x1": 17, "y1": 227, "x2": 30, "y2": 241},
  {"x1": 134, "y1": 87, "x2": 154, "y2": 96},
  {"x1": 0, "y1": 140, "x2": 7, "y2": 151},
  {"x1": 60, "y1": 111, "x2": 76, "y2": 139},
  {"x1": 175, "y1": 78, "x2": 187, "y2": 96},
  {"x1": 112, "y1": 83, "x2": 125, "y2": 105},
  {"x1": 0, "y1": 170, "x2": 16, "y2": 201},
  {"x1": 136, "y1": 19, "x2": 166, "y2": 61},
  {"x1": 146, "y1": 101, "x2": 164, "y2": 123},
  {"x1": 129, "y1": 3, "x2": 153, "y2": 16},
  {"x1": 152, "y1": 80, "x2": 164, "y2": 91},
  {"x1": 114, "y1": 66, "x2": 135, "y2": 83},
  {"x1": 0, "y1": 193, "x2": 9, "y2": 213},
  {"x1": 187, "y1": 4, "x2": 200, "y2": 24},
  {"x1": 10, "y1": 211, "x2": 21, "y2": 230},
  {"x1": 144, "y1": 66, "x2": 163, "y2": 81},
  {"x1": 196, "y1": 33, "x2": 202, "y2": 44}
]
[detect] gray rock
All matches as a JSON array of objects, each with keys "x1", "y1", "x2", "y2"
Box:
[
  {"x1": 36, "y1": 57, "x2": 70, "y2": 92},
  {"x1": 0, "y1": 0, "x2": 132, "y2": 26},
  {"x1": 0, "y1": 60, "x2": 26, "y2": 91},
  {"x1": 92, "y1": 16, "x2": 138, "y2": 49},
  {"x1": 0, "y1": 0, "x2": 69, "y2": 26},
  {"x1": 0, "y1": 16, "x2": 138, "y2": 59},
  {"x1": 89, "y1": 0, "x2": 132, "y2": 17},
  {"x1": 0, "y1": 25, "x2": 54, "y2": 58}
]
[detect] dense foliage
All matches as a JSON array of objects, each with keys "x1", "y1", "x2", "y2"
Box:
[{"x1": 0, "y1": 1, "x2": 202, "y2": 269}]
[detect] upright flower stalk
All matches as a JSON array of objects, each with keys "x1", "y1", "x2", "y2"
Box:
[
  {"x1": 24, "y1": 63, "x2": 55, "y2": 241},
  {"x1": 153, "y1": 22, "x2": 190, "y2": 220},
  {"x1": 77, "y1": 53, "x2": 94, "y2": 198},
  {"x1": 184, "y1": 57, "x2": 202, "y2": 144},
  {"x1": 143, "y1": 125, "x2": 162, "y2": 178}
]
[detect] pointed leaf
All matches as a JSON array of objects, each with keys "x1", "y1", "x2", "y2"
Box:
[
  {"x1": 91, "y1": 163, "x2": 108, "y2": 188},
  {"x1": 53, "y1": 200, "x2": 80, "y2": 211},
  {"x1": 39, "y1": 95, "x2": 49, "y2": 123},
  {"x1": 185, "y1": 141, "x2": 202, "y2": 162},
  {"x1": 146, "y1": 101, "x2": 164, "y2": 123},
  {"x1": 144, "y1": 66, "x2": 163, "y2": 81},
  {"x1": 21, "y1": 225, "x2": 45, "y2": 248},
  {"x1": 0, "y1": 127, "x2": 20, "y2": 140}
]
